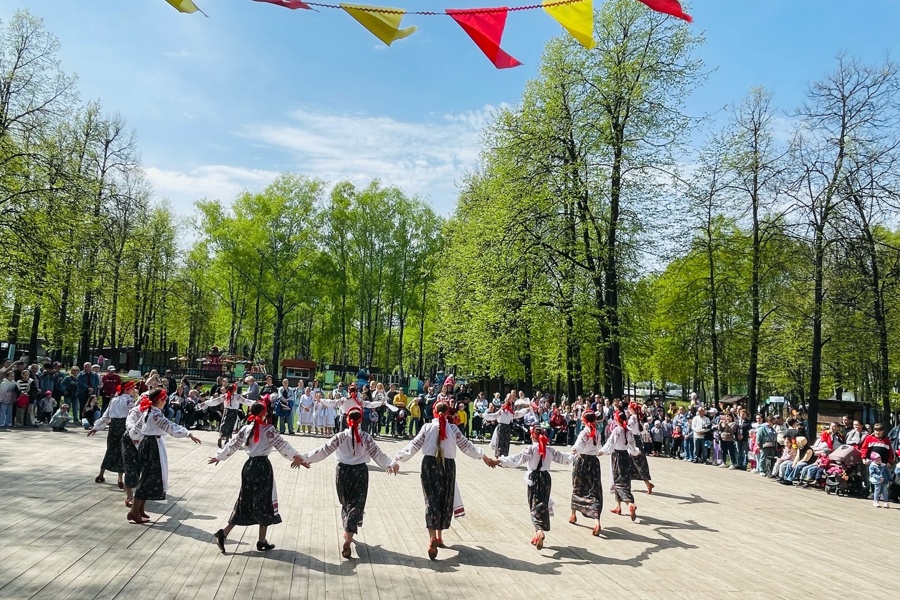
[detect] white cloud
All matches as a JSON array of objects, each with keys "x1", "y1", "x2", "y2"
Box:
[
  {"x1": 144, "y1": 165, "x2": 281, "y2": 213},
  {"x1": 239, "y1": 105, "x2": 506, "y2": 213},
  {"x1": 144, "y1": 105, "x2": 505, "y2": 216}
]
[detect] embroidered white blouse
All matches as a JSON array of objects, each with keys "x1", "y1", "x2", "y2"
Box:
[
  {"x1": 572, "y1": 428, "x2": 603, "y2": 456},
  {"x1": 301, "y1": 429, "x2": 392, "y2": 467},
  {"x1": 482, "y1": 407, "x2": 529, "y2": 425},
  {"x1": 500, "y1": 444, "x2": 573, "y2": 471},
  {"x1": 390, "y1": 421, "x2": 484, "y2": 467},
  {"x1": 215, "y1": 424, "x2": 299, "y2": 461},
  {"x1": 199, "y1": 393, "x2": 255, "y2": 411},
  {"x1": 92, "y1": 393, "x2": 135, "y2": 431}
]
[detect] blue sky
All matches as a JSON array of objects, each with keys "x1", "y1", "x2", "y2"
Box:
[{"x1": 2, "y1": 0, "x2": 899, "y2": 216}]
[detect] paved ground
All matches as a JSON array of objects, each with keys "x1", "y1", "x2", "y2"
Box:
[{"x1": 0, "y1": 426, "x2": 896, "y2": 599}]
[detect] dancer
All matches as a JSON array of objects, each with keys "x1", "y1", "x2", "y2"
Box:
[
  {"x1": 122, "y1": 393, "x2": 147, "y2": 508},
  {"x1": 127, "y1": 389, "x2": 202, "y2": 524},
  {"x1": 569, "y1": 410, "x2": 604, "y2": 536},
  {"x1": 602, "y1": 411, "x2": 639, "y2": 521},
  {"x1": 483, "y1": 392, "x2": 529, "y2": 458},
  {"x1": 626, "y1": 402, "x2": 655, "y2": 494},
  {"x1": 210, "y1": 402, "x2": 307, "y2": 554},
  {"x1": 499, "y1": 423, "x2": 572, "y2": 550},
  {"x1": 389, "y1": 400, "x2": 498, "y2": 560},
  {"x1": 300, "y1": 406, "x2": 393, "y2": 559},
  {"x1": 198, "y1": 382, "x2": 254, "y2": 448},
  {"x1": 87, "y1": 380, "x2": 136, "y2": 489}
]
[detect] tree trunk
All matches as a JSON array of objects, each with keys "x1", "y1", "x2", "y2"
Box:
[
  {"x1": 273, "y1": 294, "x2": 284, "y2": 379},
  {"x1": 29, "y1": 301, "x2": 41, "y2": 361},
  {"x1": 807, "y1": 226, "x2": 826, "y2": 435},
  {"x1": 706, "y1": 217, "x2": 721, "y2": 411},
  {"x1": 748, "y1": 159, "x2": 761, "y2": 417},
  {"x1": 604, "y1": 137, "x2": 624, "y2": 398},
  {"x1": 418, "y1": 284, "x2": 427, "y2": 377}
]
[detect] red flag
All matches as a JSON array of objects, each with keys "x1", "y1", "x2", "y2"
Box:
[
  {"x1": 253, "y1": 0, "x2": 313, "y2": 10},
  {"x1": 446, "y1": 8, "x2": 522, "y2": 69},
  {"x1": 637, "y1": 0, "x2": 692, "y2": 22}
]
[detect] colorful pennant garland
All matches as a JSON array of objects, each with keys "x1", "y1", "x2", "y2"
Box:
[
  {"x1": 341, "y1": 4, "x2": 417, "y2": 46},
  {"x1": 163, "y1": 0, "x2": 692, "y2": 67},
  {"x1": 254, "y1": 0, "x2": 314, "y2": 10},
  {"x1": 447, "y1": 8, "x2": 520, "y2": 69}
]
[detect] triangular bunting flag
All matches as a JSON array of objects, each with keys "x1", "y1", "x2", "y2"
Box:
[
  {"x1": 253, "y1": 0, "x2": 314, "y2": 10},
  {"x1": 165, "y1": 0, "x2": 206, "y2": 15},
  {"x1": 446, "y1": 8, "x2": 521, "y2": 69},
  {"x1": 637, "y1": 0, "x2": 692, "y2": 22},
  {"x1": 543, "y1": 0, "x2": 595, "y2": 49},
  {"x1": 340, "y1": 4, "x2": 417, "y2": 46}
]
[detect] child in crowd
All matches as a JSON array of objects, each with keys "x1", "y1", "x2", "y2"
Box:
[
  {"x1": 671, "y1": 426, "x2": 684, "y2": 459},
  {"x1": 869, "y1": 452, "x2": 891, "y2": 508},
  {"x1": 49, "y1": 404, "x2": 73, "y2": 432},
  {"x1": 39, "y1": 390, "x2": 55, "y2": 424},
  {"x1": 640, "y1": 423, "x2": 653, "y2": 454},
  {"x1": 650, "y1": 420, "x2": 663, "y2": 456}
]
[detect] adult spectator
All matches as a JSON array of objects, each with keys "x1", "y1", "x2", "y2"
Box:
[
  {"x1": 736, "y1": 407, "x2": 752, "y2": 470},
  {"x1": 61, "y1": 367, "x2": 80, "y2": 420},
  {"x1": 0, "y1": 369, "x2": 17, "y2": 427},
  {"x1": 244, "y1": 376, "x2": 260, "y2": 401},
  {"x1": 718, "y1": 412, "x2": 738, "y2": 469},
  {"x1": 691, "y1": 407, "x2": 711, "y2": 464},
  {"x1": 76, "y1": 362, "x2": 100, "y2": 414},
  {"x1": 101, "y1": 366, "x2": 122, "y2": 408},
  {"x1": 38, "y1": 362, "x2": 58, "y2": 401},
  {"x1": 756, "y1": 415, "x2": 778, "y2": 476},
  {"x1": 840, "y1": 414, "x2": 853, "y2": 439},
  {"x1": 15, "y1": 369, "x2": 39, "y2": 427},
  {"x1": 859, "y1": 423, "x2": 894, "y2": 465},
  {"x1": 846, "y1": 420, "x2": 865, "y2": 446},
  {"x1": 816, "y1": 422, "x2": 845, "y2": 452}
]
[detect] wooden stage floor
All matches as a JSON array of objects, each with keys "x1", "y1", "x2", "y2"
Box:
[{"x1": 0, "y1": 427, "x2": 894, "y2": 599}]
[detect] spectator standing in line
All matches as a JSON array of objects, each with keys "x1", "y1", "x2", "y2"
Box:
[
  {"x1": 846, "y1": 420, "x2": 866, "y2": 447},
  {"x1": 77, "y1": 362, "x2": 100, "y2": 419},
  {"x1": 101, "y1": 366, "x2": 122, "y2": 409},
  {"x1": 0, "y1": 369, "x2": 17, "y2": 427},
  {"x1": 61, "y1": 367, "x2": 80, "y2": 421},
  {"x1": 691, "y1": 407, "x2": 711, "y2": 464},
  {"x1": 756, "y1": 415, "x2": 778, "y2": 476}
]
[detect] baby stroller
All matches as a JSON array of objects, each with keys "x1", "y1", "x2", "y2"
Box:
[{"x1": 824, "y1": 445, "x2": 865, "y2": 497}]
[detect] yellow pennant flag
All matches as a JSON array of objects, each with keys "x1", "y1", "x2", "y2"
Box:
[
  {"x1": 165, "y1": 0, "x2": 206, "y2": 15},
  {"x1": 543, "y1": 0, "x2": 595, "y2": 50},
  {"x1": 340, "y1": 4, "x2": 416, "y2": 46}
]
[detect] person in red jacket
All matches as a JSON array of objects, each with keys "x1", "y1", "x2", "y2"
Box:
[
  {"x1": 817, "y1": 422, "x2": 845, "y2": 452},
  {"x1": 101, "y1": 366, "x2": 122, "y2": 409},
  {"x1": 859, "y1": 423, "x2": 895, "y2": 464}
]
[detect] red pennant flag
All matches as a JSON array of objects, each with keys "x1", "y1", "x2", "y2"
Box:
[
  {"x1": 446, "y1": 8, "x2": 522, "y2": 69},
  {"x1": 637, "y1": 0, "x2": 692, "y2": 22},
  {"x1": 253, "y1": 0, "x2": 313, "y2": 10}
]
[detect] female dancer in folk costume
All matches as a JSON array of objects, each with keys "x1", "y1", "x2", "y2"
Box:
[
  {"x1": 127, "y1": 389, "x2": 202, "y2": 524},
  {"x1": 569, "y1": 410, "x2": 604, "y2": 536},
  {"x1": 389, "y1": 400, "x2": 498, "y2": 560},
  {"x1": 601, "y1": 411, "x2": 640, "y2": 521},
  {"x1": 483, "y1": 392, "x2": 530, "y2": 458},
  {"x1": 498, "y1": 424, "x2": 572, "y2": 550},
  {"x1": 210, "y1": 402, "x2": 307, "y2": 554},
  {"x1": 298, "y1": 386, "x2": 315, "y2": 434},
  {"x1": 626, "y1": 402, "x2": 655, "y2": 494},
  {"x1": 320, "y1": 383, "x2": 384, "y2": 430},
  {"x1": 122, "y1": 393, "x2": 147, "y2": 508},
  {"x1": 87, "y1": 380, "x2": 137, "y2": 488},
  {"x1": 300, "y1": 407, "x2": 393, "y2": 559},
  {"x1": 199, "y1": 383, "x2": 255, "y2": 448}
]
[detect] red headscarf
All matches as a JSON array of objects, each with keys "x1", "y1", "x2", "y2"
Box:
[
  {"x1": 434, "y1": 401, "x2": 449, "y2": 441},
  {"x1": 502, "y1": 397, "x2": 515, "y2": 414},
  {"x1": 247, "y1": 413, "x2": 265, "y2": 443},
  {"x1": 139, "y1": 397, "x2": 153, "y2": 412},
  {"x1": 122, "y1": 379, "x2": 136, "y2": 392},
  {"x1": 629, "y1": 401, "x2": 644, "y2": 422},
  {"x1": 531, "y1": 426, "x2": 548, "y2": 459},
  {"x1": 347, "y1": 408, "x2": 363, "y2": 446},
  {"x1": 582, "y1": 410, "x2": 597, "y2": 443},
  {"x1": 615, "y1": 410, "x2": 628, "y2": 429},
  {"x1": 225, "y1": 383, "x2": 236, "y2": 404}
]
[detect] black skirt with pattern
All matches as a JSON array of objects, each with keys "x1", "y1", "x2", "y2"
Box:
[
  {"x1": 121, "y1": 433, "x2": 141, "y2": 489},
  {"x1": 220, "y1": 408, "x2": 240, "y2": 439},
  {"x1": 101, "y1": 418, "x2": 127, "y2": 473},
  {"x1": 421, "y1": 455, "x2": 456, "y2": 530},
  {"x1": 135, "y1": 437, "x2": 165, "y2": 501},
  {"x1": 528, "y1": 470, "x2": 552, "y2": 532},
  {"x1": 630, "y1": 451, "x2": 652, "y2": 482},
  {"x1": 609, "y1": 450, "x2": 635, "y2": 504},
  {"x1": 496, "y1": 423, "x2": 512, "y2": 457},
  {"x1": 336, "y1": 462, "x2": 369, "y2": 534},
  {"x1": 229, "y1": 456, "x2": 282, "y2": 527},
  {"x1": 571, "y1": 454, "x2": 603, "y2": 519}
]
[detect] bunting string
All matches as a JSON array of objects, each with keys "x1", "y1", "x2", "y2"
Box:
[
  {"x1": 303, "y1": 0, "x2": 586, "y2": 15},
  {"x1": 166, "y1": 0, "x2": 692, "y2": 68}
]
